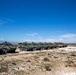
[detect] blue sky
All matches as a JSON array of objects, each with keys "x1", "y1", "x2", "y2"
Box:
[{"x1": 0, "y1": 0, "x2": 76, "y2": 43}]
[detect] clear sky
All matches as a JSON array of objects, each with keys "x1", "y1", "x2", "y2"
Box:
[{"x1": 0, "y1": 0, "x2": 76, "y2": 43}]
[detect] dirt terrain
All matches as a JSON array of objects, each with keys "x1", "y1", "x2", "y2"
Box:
[{"x1": 0, "y1": 46, "x2": 76, "y2": 75}]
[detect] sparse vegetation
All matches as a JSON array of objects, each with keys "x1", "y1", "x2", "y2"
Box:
[
  {"x1": 41, "y1": 63, "x2": 51, "y2": 71},
  {"x1": 43, "y1": 57, "x2": 50, "y2": 62},
  {"x1": 44, "y1": 64, "x2": 51, "y2": 71},
  {"x1": 12, "y1": 62, "x2": 16, "y2": 65},
  {"x1": 0, "y1": 65, "x2": 8, "y2": 73},
  {"x1": 70, "y1": 53, "x2": 76, "y2": 57},
  {"x1": 26, "y1": 60, "x2": 31, "y2": 62}
]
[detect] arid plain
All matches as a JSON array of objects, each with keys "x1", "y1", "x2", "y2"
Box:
[{"x1": 0, "y1": 46, "x2": 76, "y2": 75}]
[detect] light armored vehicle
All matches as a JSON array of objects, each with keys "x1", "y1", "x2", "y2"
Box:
[{"x1": 0, "y1": 41, "x2": 16, "y2": 54}]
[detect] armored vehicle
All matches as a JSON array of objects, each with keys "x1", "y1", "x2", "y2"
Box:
[
  {"x1": 0, "y1": 41, "x2": 16, "y2": 54},
  {"x1": 18, "y1": 42, "x2": 67, "y2": 52},
  {"x1": 54, "y1": 42, "x2": 67, "y2": 48},
  {"x1": 18, "y1": 42, "x2": 37, "y2": 51}
]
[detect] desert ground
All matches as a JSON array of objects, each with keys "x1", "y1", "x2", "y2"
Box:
[{"x1": 0, "y1": 46, "x2": 76, "y2": 75}]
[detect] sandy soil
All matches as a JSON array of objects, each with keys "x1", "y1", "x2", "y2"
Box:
[{"x1": 0, "y1": 46, "x2": 76, "y2": 75}]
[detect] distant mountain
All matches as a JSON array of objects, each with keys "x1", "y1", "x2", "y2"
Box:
[
  {"x1": 10, "y1": 42, "x2": 19, "y2": 45},
  {"x1": 0, "y1": 40, "x2": 19, "y2": 45}
]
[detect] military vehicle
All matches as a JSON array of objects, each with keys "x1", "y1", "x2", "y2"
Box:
[
  {"x1": 0, "y1": 41, "x2": 16, "y2": 54},
  {"x1": 54, "y1": 42, "x2": 67, "y2": 48},
  {"x1": 18, "y1": 42, "x2": 37, "y2": 51},
  {"x1": 35, "y1": 42, "x2": 44, "y2": 50},
  {"x1": 18, "y1": 42, "x2": 67, "y2": 52}
]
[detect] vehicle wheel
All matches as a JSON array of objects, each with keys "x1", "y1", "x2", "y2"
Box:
[
  {"x1": 3, "y1": 49, "x2": 7, "y2": 54},
  {"x1": 5, "y1": 50, "x2": 7, "y2": 54}
]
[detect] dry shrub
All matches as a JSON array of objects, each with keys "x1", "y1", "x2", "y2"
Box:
[
  {"x1": 45, "y1": 64, "x2": 51, "y2": 71},
  {"x1": 43, "y1": 57, "x2": 50, "y2": 62},
  {"x1": 41, "y1": 63, "x2": 51, "y2": 71},
  {"x1": 0, "y1": 65, "x2": 8, "y2": 73},
  {"x1": 26, "y1": 60, "x2": 31, "y2": 62},
  {"x1": 12, "y1": 62, "x2": 16, "y2": 65},
  {"x1": 70, "y1": 54, "x2": 76, "y2": 57}
]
